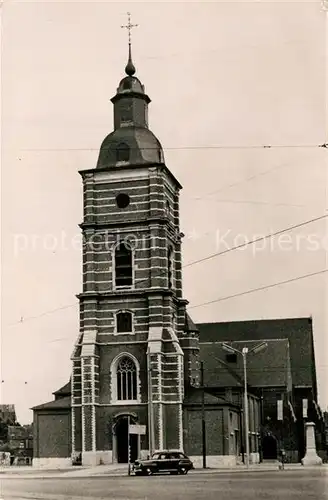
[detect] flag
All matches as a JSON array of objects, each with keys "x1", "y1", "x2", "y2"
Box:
[
  {"x1": 302, "y1": 399, "x2": 308, "y2": 418},
  {"x1": 277, "y1": 400, "x2": 283, "y2": 421},
  {"x1": 288, "y1": 400, "x2": 297, "y2": 422}
]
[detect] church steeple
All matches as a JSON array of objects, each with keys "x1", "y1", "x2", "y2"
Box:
[
  {"x1": 108, "y1": 12, "x2": 150, "y2": 130},
  {"x1": 96, "y1": 13, "x2": 165, "y2": 169}
]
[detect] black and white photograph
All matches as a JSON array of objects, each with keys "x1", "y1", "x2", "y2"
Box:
[{"x1": 1, "y1": 0, "x2": 327, "y2": 498}]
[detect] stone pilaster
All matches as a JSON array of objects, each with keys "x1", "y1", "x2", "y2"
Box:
[
  {"x1": 178, "y1": 354, "x2": 184, "y2": 451},
  {"x1": 83, "y1": 173, "x2": 95, "y2": 224},
  {"x1": 149, "y1": 167, "x2": 163, "y2": 219},
  {"x1": 83, "y1": 232, "x2": 96, "y2": 294},
  {"x1": 80, "y1": 330, "x2": 99, "y2": 466},
  {"x1": 71, "y1": 341, "x2": 82, "y2": 455},
  {"x1": 149, "y1": 225, "x2": 166, "y2": 289}
]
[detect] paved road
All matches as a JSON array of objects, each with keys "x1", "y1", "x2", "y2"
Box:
[{"x1": 0, "y1": 469, "x2": 327, "y2": 500}]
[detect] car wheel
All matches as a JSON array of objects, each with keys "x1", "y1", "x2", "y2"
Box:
[
  {"x1": 145, "y1": 467, "x2": 153, "y2": 476},
  {"x1": 178, "y1": 467, "x2": 188, "y2": 475}
]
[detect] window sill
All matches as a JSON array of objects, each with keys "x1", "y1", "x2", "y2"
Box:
[
  {"x1": 110, "y1": 400, "x2": 141, "y2": 406},
  {"x1": 114, "y1": 331, "x2": 135, "y2": 336}
]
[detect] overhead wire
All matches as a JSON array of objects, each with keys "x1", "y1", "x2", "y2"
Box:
[
  {"x1": 4, "y1": 212, "x2": 327, "y2": 330},
  {"x1": 188, "y1": 268, "x2": 328, "y2": 310},
  {"x1": 5, "y1": 143, "x2": 327, "y2": 330},
  {"x1": 183, "y1": 213, "x2": 327, "y2": 269},
  {"x1": 193, "y1": 159, "x2": 303, "y2": 200},
  {"x1": 9, "y1": 142, "x2": 328, "y2": 153}
]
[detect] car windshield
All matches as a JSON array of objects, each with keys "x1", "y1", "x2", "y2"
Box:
[{"x1": 151, "y1": 452, "x2": 186, "y2": 459}]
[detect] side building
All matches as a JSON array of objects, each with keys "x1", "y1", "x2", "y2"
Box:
[{"x1": 196, "y1": 317, "x2": 322, "y2": 463}]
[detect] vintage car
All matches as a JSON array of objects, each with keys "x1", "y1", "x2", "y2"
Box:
[{"x1": 132, "y1": 450, "x2": 194, "y2": 476}]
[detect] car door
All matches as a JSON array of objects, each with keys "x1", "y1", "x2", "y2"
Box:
[
  {"x1": 157, "y1": 453, "x2": 169, "y2": 472},
  {"x1": 168, "y1": 453, "x2": 180, "y2": 471},
  {"x1": 177, "y1": 452, "x2": 190, "y2": 469}
]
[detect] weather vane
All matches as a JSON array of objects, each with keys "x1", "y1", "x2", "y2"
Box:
[{"x1": 121, "y1": 12, "x2": 138, "y2": 47}]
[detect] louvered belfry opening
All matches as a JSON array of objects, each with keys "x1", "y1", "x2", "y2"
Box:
[{"x1": 115, "y1": 242, "x2": 133, "y2": 287}]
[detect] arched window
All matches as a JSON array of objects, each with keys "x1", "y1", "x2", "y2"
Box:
[
  {"x1": 114, "y1": 242, "x2": 133, "y2": 288},
  {"x1": 115, "y1": 310, "x2": 133, "y2": 334},
  {"x1": 116, "y1": 143, "x2": 130, "y2": 162},
  {"x1": 167, "y1": 246, "x2": 173, "y2": 289},
  {"x1": 117, "y1": 356, "x2": 137, "y2": 401}
]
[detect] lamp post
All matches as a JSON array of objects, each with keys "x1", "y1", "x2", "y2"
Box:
[
  {"x1": 222, "y1": 342, "x2": 268, "y2": 468},
  {"x1": 200, "y1": 361, "x2": 206, "y2": 469}
]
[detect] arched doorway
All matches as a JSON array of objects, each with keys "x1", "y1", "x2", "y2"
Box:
[
  {"x1": 114, "y1": 415, "x2": 138, "y2": 463},
  {"x1": 262, "y1": 433, "x2": 278, "y2": 460}
]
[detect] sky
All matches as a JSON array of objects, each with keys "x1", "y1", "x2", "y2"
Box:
[{"x1": 1, "y1": 0, "x2": 327, "y2": 424}]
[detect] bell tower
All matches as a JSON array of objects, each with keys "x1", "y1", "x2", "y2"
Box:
[{"x1": 71, "y1": 15, "x2": 189, "y2": 466}]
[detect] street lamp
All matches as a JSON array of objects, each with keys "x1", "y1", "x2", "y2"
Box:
[{"x1": 222, "y1": 341, "x2": 268, "y2": 468}]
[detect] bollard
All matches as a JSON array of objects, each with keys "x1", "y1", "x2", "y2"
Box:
[{"x1": 278, "y1": 449, "x2": 286, "y2": 470}]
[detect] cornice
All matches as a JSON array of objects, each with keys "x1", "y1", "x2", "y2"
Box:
[
  {"x1": 78, "y1": 163, "x2": 183, "y2": 190},
  {"x1": 77, "y1": 288, "x2": 178, "y2": 301},
  {"x1": 79, "y1": 217, "x2": 181, "y2": 236}
]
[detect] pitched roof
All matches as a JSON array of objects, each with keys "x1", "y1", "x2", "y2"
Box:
[
  {"x1": 197, "y1": 318, "x2": 315, "y2": 388},
  {"x1": 184, "y1": 387, "x2": 230, "y2": 405},
  {"x1": 200, "y1": 339, "x2": 291, "y2": 389},
  {"x1": 31, "y1": 397, "x2": 71, "y2": 411},
  {"x1": 53, "y1": 381, "x2": 71, "y2": 397}
]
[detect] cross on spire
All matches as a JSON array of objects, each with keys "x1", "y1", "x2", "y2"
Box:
[
  {"x1": 121, "y1": 12, "x2": 138, "y2": 76},
  {"x1": 121, "y1": 12, "x2": 138, "y2": 46}
]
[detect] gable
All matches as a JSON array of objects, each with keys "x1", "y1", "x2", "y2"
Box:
[
  {"x1": 199, "y1": 339, "x2": 291, "y2": 389},
  {"x1": 197, "y1": 318, "x2": 315, "y2": 389}
]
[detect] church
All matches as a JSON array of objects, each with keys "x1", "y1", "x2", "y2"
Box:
[{"x1": 32, "y1": 39, "x2": 323, "y2": 468}]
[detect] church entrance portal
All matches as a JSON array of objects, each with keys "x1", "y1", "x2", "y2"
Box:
[
  {"x1": 262, "y1": 434, "x2": 278, "y2": 460},
  {"x1": 114, "y1": 416, "x2": 138, "y2": 463}
]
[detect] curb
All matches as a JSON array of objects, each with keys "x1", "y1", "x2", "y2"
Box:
[{"x1": 1, "y1": 464, "x2": 326, "y2": 479}]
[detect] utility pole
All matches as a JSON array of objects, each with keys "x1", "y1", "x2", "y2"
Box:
[
  {"x1": 222, "y1": 341, "x2": 268, "y2": 470},
  {"x1": 259, "y1": 389, "x2": 264, "y2": 462},
  {"x1": 127, "y1": 415, "x2": 131, "y2": 476},
  {"x1": 201, "y1": 361, "x2": 206, "y2": 468},
  {"x1": 242, "y1": 348, "x2": 250, "y2": 468}
]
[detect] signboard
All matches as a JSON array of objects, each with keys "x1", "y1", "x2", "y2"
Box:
[
  {"x1": 129, "y1": 424, "x2": 146, "y2": 435},
  {"x1": 277, "y1": 400, "x2": 283, "y2": 421},
  {"x1": 302, "y1": 399, "x2": 308, "y2": 418}
]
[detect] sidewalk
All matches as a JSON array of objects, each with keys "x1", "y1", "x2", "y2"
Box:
[
  {"x1": 190, "y1": 463, "x2": 328, "y2": 474},
  {"x1": 0, "y1": 462, "x2": 327, "y2": 479},
  {"x1": 0, "y1": 463, "x2": 128, "y2": 479}
]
